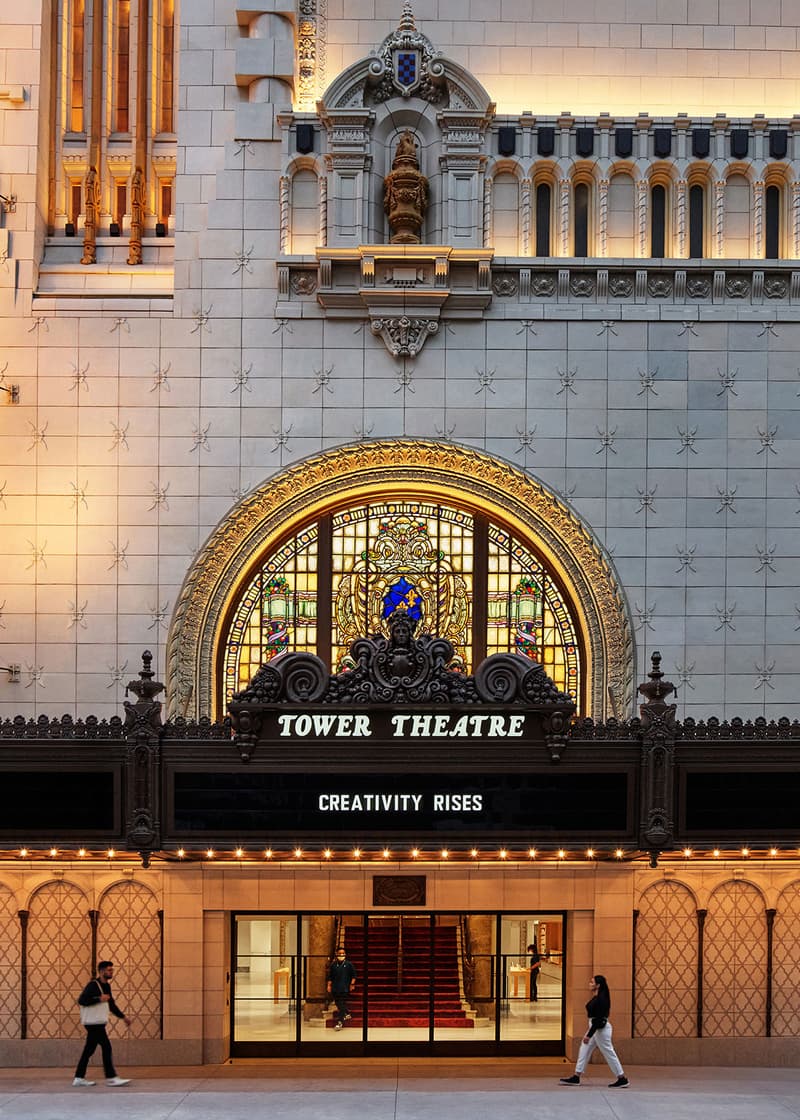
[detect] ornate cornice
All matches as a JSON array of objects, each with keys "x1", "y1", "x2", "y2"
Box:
[{"x1": 164, "y1": 440, "x2": 634, "y2": 721}]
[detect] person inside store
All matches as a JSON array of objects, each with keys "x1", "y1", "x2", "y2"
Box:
[
  {"x1": 527, "y1": 942, "x2": 541, "y2": 1002},
  {"x1": 327, "y1": 946, "x2": 357, "y2": 1030},
  {"x1": 559, "y1": 974, "x2": 629, "y2": 1088}
]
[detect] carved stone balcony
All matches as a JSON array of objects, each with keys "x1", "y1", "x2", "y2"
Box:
[{"x1": 276, "y1": 244, "x2": 493, "y2": 356}]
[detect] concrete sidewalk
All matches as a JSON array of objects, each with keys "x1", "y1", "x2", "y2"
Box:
[{"x1": 1, "y1": 1060, "x2": 800, "y2": 1120}]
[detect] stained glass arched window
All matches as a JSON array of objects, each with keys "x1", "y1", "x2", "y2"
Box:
[{"x1": 222, "y1": 499, "x2": 582, "y2": 710}]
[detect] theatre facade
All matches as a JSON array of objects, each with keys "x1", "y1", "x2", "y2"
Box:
[{"x1": 3, "y1": 0, "x2": 800, "y2": 1070}]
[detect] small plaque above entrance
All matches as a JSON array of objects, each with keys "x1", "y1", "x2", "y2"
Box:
[{"x1": 373, "y1": 875, "x2": 426, "y2": 906}]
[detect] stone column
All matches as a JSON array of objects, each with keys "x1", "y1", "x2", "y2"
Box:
[
  {"x1": 598, "y1": 177, "x2": 609, "y2": 256},
  {"x1": 304, "y1": 915, "x2": 335, "y2": 1020},
  {"x1": 753, "y1": 179, "x2": 764, "y2": 258},
  {"x1": 636, "y1": 178, "x2": 648, "y2": 257},
  {"x1": 466, "y1": 914, "x2": 494, "y2": 1012},
  {"x1": 559, "y1": 178, "x2": 570, "y2": 256},
  {"x1": 675, "y1": 179, "x2": 687, "y2": 257}
]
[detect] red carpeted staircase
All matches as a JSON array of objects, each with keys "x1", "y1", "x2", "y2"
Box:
[{"x1": 326, "y1": 923, "x2": 475, "y2": 1028}]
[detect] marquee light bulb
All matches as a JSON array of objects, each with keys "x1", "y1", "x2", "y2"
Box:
[
  {"x1": 615, "y1": 848, "x2": 624, "y2": 859},
  {"x1": 19, "y1": 848, "x2": 28, "y2": 857},
  {"x1": 411, "y1": 848, "x2": 419, "y2": 858},
  {"x1": 683, "y1": 848, "x2": 692, "y2": 857},
  {"x1": 107, "y1": 848, "x2": 115, "y2": 858},
  {"x1": 264, "y1": 848, "x2": 273, "y2": 859},
  {"x1": 294, "y1": 847, "x2": 303, "y2": 859},
  {"x1": 770, "y1": 848, "x2": 778, "y2": 857},
  {"x1": 557, "y1": 849, "x2": 566, "y2": 859},
  {"x1": 528, "y1": 848, "x2": 537, "y2": 858},
  {"x1": 78, "y1": 848, "x2": 87, "y2": 858},
  {"x1": 353, "y1": 848, "x2": 361, "y2": 859},
  {"x1": 499, "y1": 848, "x2": 508, "y2": 859},
  {"x1": 470, "y1": 848, "x2": 479, "y2": 858},
  {"x1": 586, "y1": 848, "x2": 594, "y2": 858},
  {"x1": 382, "y1": 848, "x2": 391, "y2": 859},
  {"x1": 235, "y1": 848, "x2": 244, "y2": 858},
  {"x1": 324, "y1": 848, "x2": 332, "y2": 859},
  {"x1": 177, "y1": 848, "x2": 185, "y2": 858},
  {"x1": 741, "y1": 847, "x2": 750, "y2": 856},
  {"x1": 49, "y1": 848, "x2": 58, "y2": 857},
  {"x1": 713, "y1": 849, "x2": 720, "y2": 858},
  {"x1": 206, "y1": 848, "x2": 215, "y2": 858},
  {"x1": 441, "y1": 848, "x2": 449, "y2": 859}
]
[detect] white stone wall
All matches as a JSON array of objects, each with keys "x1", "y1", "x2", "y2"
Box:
[{"x1": 1, "y1": 2, "x2": 800, "y2": 721}]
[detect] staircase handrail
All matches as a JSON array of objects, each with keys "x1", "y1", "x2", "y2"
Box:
[{"x1": 457, "y1": 915, "x2": 475, "y2": 1002}]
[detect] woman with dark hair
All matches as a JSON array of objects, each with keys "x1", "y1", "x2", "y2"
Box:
[{"x1": 559, "y1": 974, "x2": 628, "y2": 1088}]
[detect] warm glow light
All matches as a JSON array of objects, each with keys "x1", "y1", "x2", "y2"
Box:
[
  {"x1": 78, "y1": 848, "x2": 87, "y2": 858},
  {"x1": 441, "y1": 848, "x2": 449, "y2": 859},
  {"x1": 353, "y1": 848, "x2": 361, "y2": 859},
  {"x1": 615, "y1": 848, "x2": 624, "y2": 859},
  {"x1": 19, "y1": 848, "x2": 28, "y2": 857},
  {"x1": 713, "y1": 849, "x2": 721, "y2": 858},
  {"x1": 586, "y1": 848, "x2": 594, "y2": 858},
  {"x1": 499, "y1": 848, "x2": 508, "y2": 859},
  {"x1": 49, "y1": 848, "x2": 58, "y2": 857},
  {"x1": 683, "y1": 848, "x2": 692, "y2": 857},
  {"x1": 742, "y1": 847, "x2": 750, "y2": 856},
  {"x1": 324, "y1": 848, "x2": 332, "y2": 859},
  {"x1": 107, "y1": 848, "x2": 115, "y2": 858},
  {"x1": 206, "y1": 848, "x2": 215, "y2": 858},
  {"x1": 294, "y1": 847, "x2": 303, "y2": 859},
  {"x1": 235, "y1": 848, "x2": 244, "y2": 858},
  {"x1": 528, "y1": 848, "x2": 537, "y2": 858},
  {"x1": 557, "y1": 849, "x2": 566, "y2": 859},
  {"x1": 470, "y1": 848, "x2": 479, "y2": 858},
  {"x1": 411, "y1": 848, "x2": 419, "y2": 858},
  {"x1": 770, "y1": 848, "x2": 778, "y2": 857},
  {"x1": 177, "y1": 848, "x2": 185, "y2": 858},
  {"x1": 264, "y1": 848, "x2": 273, "y2": 858},
  {"x1": 382, "y1": 848, "x2": 391, "y2": 859}
]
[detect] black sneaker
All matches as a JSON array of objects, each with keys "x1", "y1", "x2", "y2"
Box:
[
  {"x1": 559, "y1": 1075, "x2": 580, "y2": 1085},
  {"x1": 609, "y1": 1076, "x2": 629, "y2": 1088}
]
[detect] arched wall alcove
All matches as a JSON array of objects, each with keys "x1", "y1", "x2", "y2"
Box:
[{"x1": 165, "y1": 441, "x2": 635, "y2": 721}]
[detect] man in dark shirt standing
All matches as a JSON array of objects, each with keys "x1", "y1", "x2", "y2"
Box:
[
  {"x1": 327, "y1": 946, "x2": 357, "y2": 1030},
  {"x1": 73, "y1": 960, "x2": 132, "y2": 1086}
]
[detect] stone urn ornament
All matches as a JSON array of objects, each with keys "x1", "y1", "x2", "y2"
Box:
[{"x1": 383, "y1": 130, "x2": 428, "y2": 243}]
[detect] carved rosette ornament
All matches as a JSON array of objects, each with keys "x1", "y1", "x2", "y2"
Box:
[
  {"x1": 370, "y1": 315, "x2": 439, "y2": 356},
  {"x1": 383, "y1": 130, "x2": 429, "y2": 244},
  {"x1": 165, "y1": 441, "x2": 634, "y2": 722}
]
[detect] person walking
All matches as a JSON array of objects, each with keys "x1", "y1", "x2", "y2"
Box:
[
  {"x1": 73, "y1": 960, "x2": 132, "y2": 1087},
  {"x1": 327, "y1": 945, "x2": 357, "y2": 1030},
  {"x1": 559, "y1": 974, "x2": 628, "y2": 1088},
  {"x1": 527, "y1": 942, "x2": 541, "y2": 1002}
]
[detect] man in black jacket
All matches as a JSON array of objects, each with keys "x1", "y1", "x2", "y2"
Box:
[
  {"x1": 327, "y1": 947, "x2": 357, "y2": 1030},
  {"x1": 73, "y1": 961, "x2": 132, "y2": 1086}
]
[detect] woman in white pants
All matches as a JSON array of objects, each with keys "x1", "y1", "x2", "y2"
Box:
[{"x1": 559, "y1": 974, "x2": 628, "y2": 1088}]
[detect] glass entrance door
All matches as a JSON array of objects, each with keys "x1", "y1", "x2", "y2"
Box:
[{"x1": 231, "y1": 910, "x2": 565, "y2": 1056}]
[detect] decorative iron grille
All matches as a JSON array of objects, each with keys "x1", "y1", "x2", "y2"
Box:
[
  {"x1": 0, "y1": 884, "x2": 20, "y2": 1039},
  {"x1": 771, "y1": 880, "x2": 800, "y2": 1037},
  {"x1": 702, "y1": 881, "x2": 767, "y2": 1037},
  {"x1": 634, "y1": 881, "x2": 698, "y2": 1037},
  {"x1": 98, "y1": 883, "x2": 162, "y2": 1039},
  {"x1": 26, "y1": 882, "x2": 91, "y2": 1039}
]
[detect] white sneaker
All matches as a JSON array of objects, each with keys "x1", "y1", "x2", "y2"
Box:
[
  {"x1": 106, "y1": 1077, "x2": 131, "y2": 1086},
  {"x1": 72, "y1": 1077, "x2": 96, "y2": 1086},
  {"x1": 334, "y1": 1021, "x2": 343, "y2": 1030}
]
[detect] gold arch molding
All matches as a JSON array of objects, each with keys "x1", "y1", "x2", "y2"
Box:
[{"x1": 165, "y1": 440, "x2": 635, "y2": 720}]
